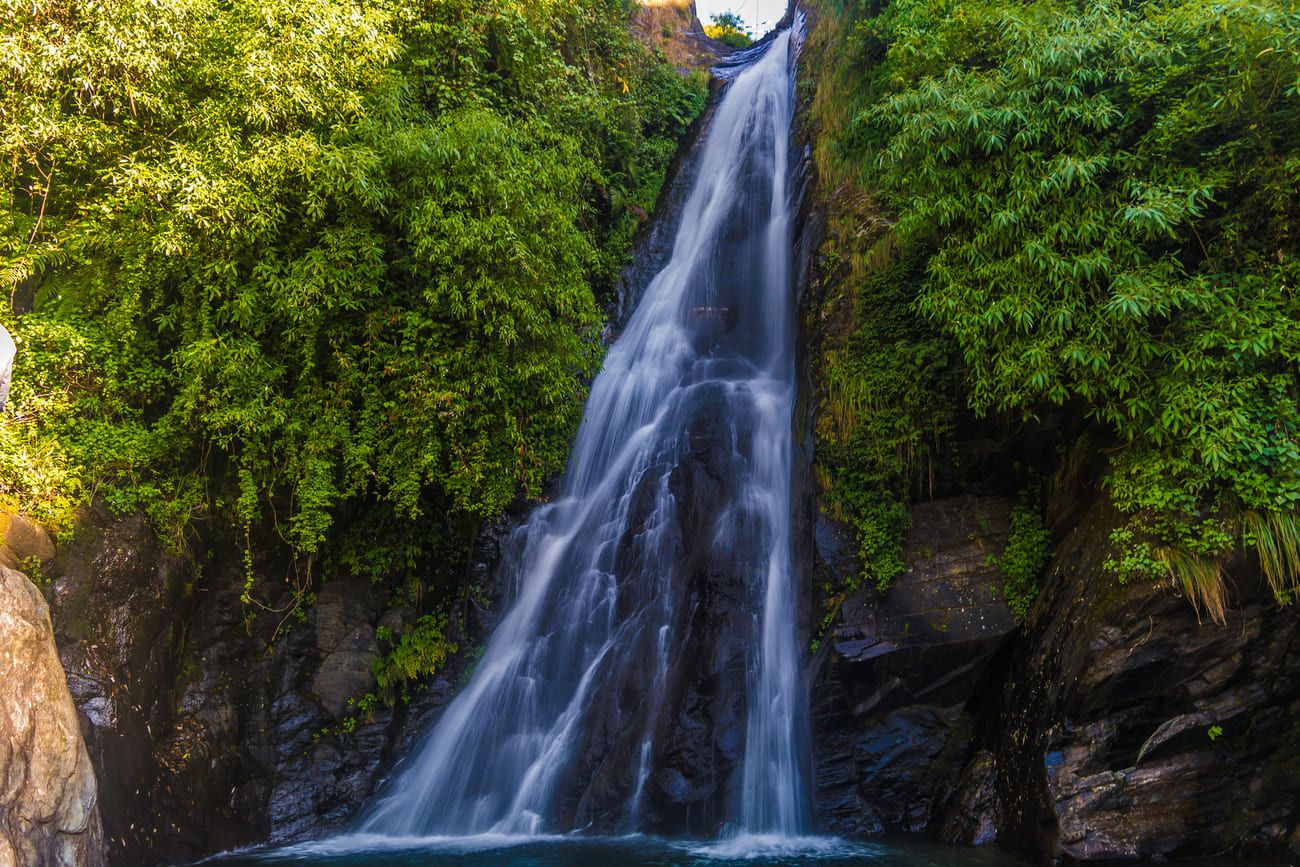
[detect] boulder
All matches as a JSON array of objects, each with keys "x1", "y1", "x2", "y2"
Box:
[
  {"x1": 0, "y1": 564, "x2": 104, "y2": 866},
  {"x1": 0, "y1": 510, "x2": 56, "y2": 571}
]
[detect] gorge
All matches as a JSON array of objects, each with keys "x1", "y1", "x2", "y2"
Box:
[{"x1": 1, "y1": 0, "x2": 1299, "y2": 865}]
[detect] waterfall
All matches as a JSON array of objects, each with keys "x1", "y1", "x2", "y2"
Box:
[{"x1": 359, "y1": 21, "x2": 808, "y2": 840}]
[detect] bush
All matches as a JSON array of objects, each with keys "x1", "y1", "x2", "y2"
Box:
[
  {"x1": 0, "y1": 0, "x2": 706, "y2": 578},
  {"x1": 835, "y1": 0, "x2": 1300, "y2": 619},
  {"x1": 1000, "y1": 501, "x2": 1052, "y2": 620}
]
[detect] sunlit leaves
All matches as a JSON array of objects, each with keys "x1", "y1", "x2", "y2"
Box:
[{"x1": 0, "y1": 0, "x2": 705, "y2": 560}]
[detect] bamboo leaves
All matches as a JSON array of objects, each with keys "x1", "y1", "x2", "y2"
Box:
[{"x1": 840, "y1": 0, "x2": 1300, "y2": 617}]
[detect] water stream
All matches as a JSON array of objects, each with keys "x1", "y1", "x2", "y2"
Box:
[{"x1": 357, "y1": 23, "x2": 809, "y2": 841}]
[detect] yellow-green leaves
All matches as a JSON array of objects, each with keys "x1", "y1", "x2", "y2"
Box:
[{"x1": 0, "y1": 0, "x2": 704, "y2": 575}]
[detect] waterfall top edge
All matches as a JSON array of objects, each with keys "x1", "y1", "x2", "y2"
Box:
[{"x1": 711, "y1": 7, "x2": 804, "y2": 76}]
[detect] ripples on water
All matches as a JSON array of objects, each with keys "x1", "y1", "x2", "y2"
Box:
[{"x1": 205, "y1": 834, "x2": 1041, "y2": 866}]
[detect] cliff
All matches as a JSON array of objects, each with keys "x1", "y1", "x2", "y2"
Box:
[{"x1": 794, "y1": 0, "x2": 1300, "y2": 859}]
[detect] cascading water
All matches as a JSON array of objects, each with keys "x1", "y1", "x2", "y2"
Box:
[{"x1": 359, "y1": 21, "x2": 809, "y2": 841}]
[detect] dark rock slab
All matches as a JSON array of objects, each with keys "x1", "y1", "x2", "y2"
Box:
[
  {"x1": 49, "y1": 509, "x2": 198, "y2": 863},
  {"x1": 812, "y1": 495, "x2": 1017, "y2": 837},
  {"x1": 953, "y1": 493, "x2": 1300, "y2": 862}
]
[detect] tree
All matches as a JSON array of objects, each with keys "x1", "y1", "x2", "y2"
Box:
[
  {"x1": 0, "y1": 0, "x2": 707, "y2": 588},
  {"x1": 705, "y1": 10, "x2": 754, "y2": 48}
]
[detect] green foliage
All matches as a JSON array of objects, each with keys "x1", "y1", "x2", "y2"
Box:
[
  {"x1": 705, "y1": 11, "x2": 755, "y2": 48},
  {"x1": 332, "y1": 610, "x2": 464, "y2": 731},
  {"x1": 373, "y1": 611, "x2": 459, "y2": 699},
  {"x1": 998, "y1": 499, "x2": 1051, "y2": 620},
  {"x1": 0, "y1": 0, "x2": 704, "y2": 588},
  {"x1": 17, "y1": 555, "x2": 46, "y2": 588},
  {"x1": 1242, "y1": 509, "x2": 1300, "y2": 606},
  {"x1": 834, "y1": 0, "x2": 1300, "y2": 619},
  {"x1": 1106, "y1": 507, "x2": 1300, "y2": 621},
  {"x1": 817, "y1": 257, "x2": 958, "y2": 593}
]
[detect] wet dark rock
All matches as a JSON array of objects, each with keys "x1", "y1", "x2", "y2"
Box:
[
  {"x1": 48, "y1": 509, "x2": 197, "y2": 863},
  {"x1": 648, "y1": 402, "x2": 758, "y2": 831},
  {"x1": 937, "y1": 750, "x2": 999, "y2": 846},
  {"x1": 811, "y1": 495, "x2": 1017, "y2": 838},
  {"x1": 965, "y1": 493, "x2": 1300, "y2": 862},
  {"x1": 311, "y1": 579, "x2": 382, "y2": 719},
  {"x1": 44, "y1": 508, "x2": 519, "y2": 865},
  {"x1": 548, "y1": 386, "x2": 761, "y2": 835}
]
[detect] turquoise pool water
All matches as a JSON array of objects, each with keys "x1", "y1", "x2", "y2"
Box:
[{"x1": 206, "y1": 833, "x2": 1043, "y2": 866}]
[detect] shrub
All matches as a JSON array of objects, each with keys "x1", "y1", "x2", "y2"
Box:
[{"x1": 835, "y1": 0, "x2": 1300, "y2": 619}]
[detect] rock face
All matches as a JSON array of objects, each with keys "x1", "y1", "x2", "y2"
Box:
[
  {"x1": 807, "y1": 470, "x2": 1300, "y2": 862},
  {"x1": 50, "y1": 510, "x2": 199, "y2": 862},
  {"x1": 45, "y1": 507, "x2": 516, "y2": 865},
  {"x1": 943, "y1": 493, "x2": 1300, "y2": 862},
  {"x1": 310, "y1": 580, "x2": 384, "y2": 719},
  {"x1": 812, "y1": 496, "x2": 1017, "y2": 837},
  {"x1": 0, "y1": 563, "x2": 104, "y2": 867},
  {"x1": 632, "y1": 1, "x2": 727, "y2": 71}
]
